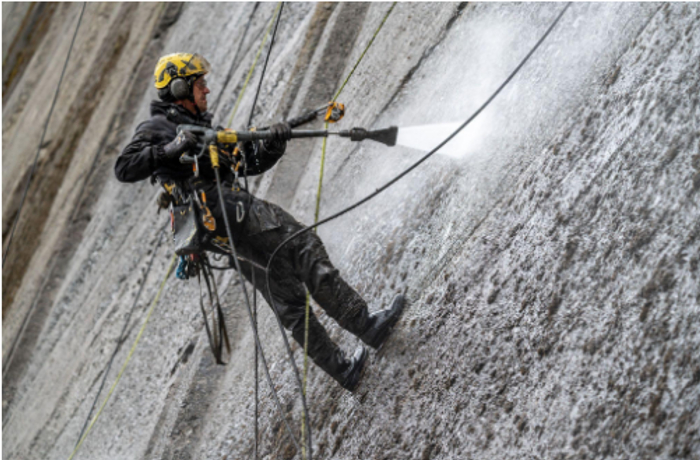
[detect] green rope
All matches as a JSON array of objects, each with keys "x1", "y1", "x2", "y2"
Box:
[
  {"x1": 332, "y1": 2, "x2": 397, "y2": 102},
  {"x1": 68, "y1": 255, "x2": 177, "y2": 460},
  {"x1": 300, "y1": 3, "x2": 397, "y2": 458},
  {"x1": 226, "y1": 2, "x2": 283, "y2": 129},
  {"x1": 67, "y1": 5, "x2": 282, "y2": 459}
]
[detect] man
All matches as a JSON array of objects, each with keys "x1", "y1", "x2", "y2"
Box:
[{"x1": 115, "y1": 53, "x2": 404, "y2": 391}]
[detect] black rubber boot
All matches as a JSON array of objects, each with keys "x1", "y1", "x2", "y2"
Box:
[
  {"x1": 336, "y1": 345, "x2": 369, "y2": 392},
  {"x1": 360, "y1": 295, "x2": 406, "y2": 349},
  {"x1": 311, "y1": 344, "x2": 368, "y2": 391}
]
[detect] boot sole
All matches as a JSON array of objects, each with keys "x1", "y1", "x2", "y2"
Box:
[
  {"x1": 374, "y1": 295, "x2": 406, "y2": 351},
  {"x1": 343, "y1": 347, "x2": 369, "y2": 392}
]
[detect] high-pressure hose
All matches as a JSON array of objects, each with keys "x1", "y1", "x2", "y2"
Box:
[
  {"x1": 191, "y1": 5, "x2": 571, "y2": 459},
  {"x1": 262, "y1": 1, "x2": 572, "y2": 386}
]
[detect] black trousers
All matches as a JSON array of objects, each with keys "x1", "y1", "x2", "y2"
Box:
[{"x1": 206, "y1": 184, "x2": 371, "y2": 379}]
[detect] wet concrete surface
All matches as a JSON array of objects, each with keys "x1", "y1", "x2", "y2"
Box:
[{"x1": 3, "y1": 3, "x2": 699, "y2": 459}]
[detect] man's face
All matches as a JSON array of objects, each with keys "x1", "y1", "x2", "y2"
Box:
[{"x1": 193, "y1": 76, "x2": 210, "y2": 112}]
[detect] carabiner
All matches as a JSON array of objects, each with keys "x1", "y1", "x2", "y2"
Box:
[{"x1": 236, "y1": 201, "x2": 245, "y2": 223}]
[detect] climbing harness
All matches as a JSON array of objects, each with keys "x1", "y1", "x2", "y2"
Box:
[
  {"x1": 2, "y1": 2, "x2": 86, "y2": 268},
  {"x1": 165, "y1": 178, "x2": 233, "y2": 362}
]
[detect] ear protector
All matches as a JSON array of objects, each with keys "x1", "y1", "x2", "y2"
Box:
[{"x1": 169, "y1": 77, "x2": 192, "y2": 101}]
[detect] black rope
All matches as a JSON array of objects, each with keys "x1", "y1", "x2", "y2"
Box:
[
  {"x1": 211, "y1": 2, "x2": 261, "y2": 115},
  {"x1": 263, "y1": 0, "x2": 572, "y2": 384},
  {"x1": 246, "y1": 3, "x2": 281, "y2": 128},
  {"x1": 217, "y1": 6, "x2": 307, "y2": 456},
  {"x1": 213, "y1": 166, "x2": 300, "y2": 452},
  {"x1": 198, "y1": 258, "x2": 232, "y2": 364},
  {"x1": 75, "y1": 226, "x2": 167, "y2": 446},
  {"x1": 3, "y1": 2, "x2": 87, "y2": 268},
  {"x1": 239, "y1": 5, "x2": 305, "y2": 459},
  {"x1": 222, "y1": 3, "x2": 313, "y2": 458}
]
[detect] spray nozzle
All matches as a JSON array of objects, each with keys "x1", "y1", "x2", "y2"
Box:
[{"x1": 339, "y1": 126, "x2": 398, "y2": 147}]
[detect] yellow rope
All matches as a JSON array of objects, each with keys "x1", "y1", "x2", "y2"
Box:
[
  {"x1": 68, "y1": 255, "x2": 177, "y2": 460},
  {"x1": 300, "y1": 3, "x2": 397, "y2": 458},
  {"x1": 226, "y1": 2, "x2": 283, "y2": 129}
]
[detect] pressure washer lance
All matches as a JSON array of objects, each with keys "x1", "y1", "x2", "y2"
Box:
[{"x1": 176, "y1": 124, "x2": 398, "y2": 165}]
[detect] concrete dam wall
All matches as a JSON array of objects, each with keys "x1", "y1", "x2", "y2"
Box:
[{"x1": 3, "y1": 3, "x2": 699, "y2": 459}]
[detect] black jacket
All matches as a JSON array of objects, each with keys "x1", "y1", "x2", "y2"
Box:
[{"x1": 115, "y1": 101, "x2": 286, "y2": 185}]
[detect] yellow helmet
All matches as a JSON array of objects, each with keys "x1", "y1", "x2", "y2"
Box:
[{"x1": 154, "y1": 53, "x2": 210, "y2": 100}]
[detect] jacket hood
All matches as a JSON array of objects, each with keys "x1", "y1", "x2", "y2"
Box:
[{"x1": 150, "y1": 100, "x2": 213, "y2": 126}]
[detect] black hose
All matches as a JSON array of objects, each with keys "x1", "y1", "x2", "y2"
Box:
[
  {"x1": 235, "y1": 3, "x2": 314, "y2": 458},
  {"x1": 213, "y1": 167, "x2": 300, "y2": 451},
  {"x1": 263, "y1": 0, "x2": 572, "y2": 387}
]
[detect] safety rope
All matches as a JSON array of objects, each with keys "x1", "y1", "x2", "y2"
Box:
[
  {"x1": 243, "y1": 3, "x2": 282, "y2": 456},
  {"x1": 68, "y1": 254, "x2": 177, "y2": 460},
  {"x1": 74, "y1": 227, "x2": 167, "y2": 446},
  {"x1": 226, "y1": 2, "x2": 282, "y2": 129},
  {"x1": 197, "y1": 256, "x2": 232, "y2": 364},
  {"x1": 243, "y1": 4, "x2": 289, "y2": 459},
  {"x1": 266, "y1": 0, "x2": 572, "y2": 416},
  {"x1": 218, "y1": 3, "x2": 305, "y2": 458},
  {"x1": 3, "y1": 1, "x2": 86, "y2": 268},
  {"x1": 246, "y1": 5, "x2": 281, "y2": 128},
  {"x1": 300, "y1": 3, "x2": 397, "y2": 458},
  {"x1": 211, "y1": 3, "x2": 261, "y2": 115},
  {"x1": 212, "y1": 164, "x2": 302, "y2": 455}
]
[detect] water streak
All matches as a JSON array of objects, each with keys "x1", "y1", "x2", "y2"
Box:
[{"x1": 395, "y1": 115, "x2": 493, "y2": 159}]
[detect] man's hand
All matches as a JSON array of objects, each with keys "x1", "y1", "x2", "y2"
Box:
[
  {"x1": 268, "y1": 122, "x2": 292, "y2": 142},
  {"x1": 160, "y1": 131, "x2": 198, "y2": 161}
]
